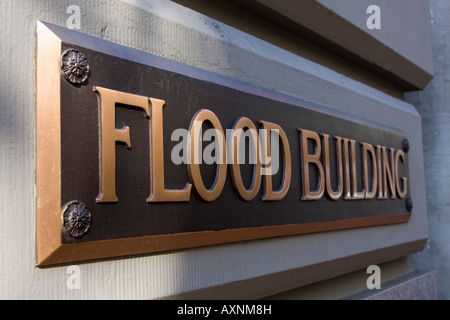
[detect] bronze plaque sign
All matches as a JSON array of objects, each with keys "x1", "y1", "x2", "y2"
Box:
[{"x1": 36, "y1": 22, "x2": 411, "y2": 266}]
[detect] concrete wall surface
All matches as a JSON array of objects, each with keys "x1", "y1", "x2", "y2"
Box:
[
  {"x1": 317, "y1": 0, "x2": 434, "y2": 77},
  {"x1": 405, "y1": 0, "x2": 450, "y2": 300},
  {"x1": 0, "y1": 0, "x2": 430, "y2": 299},
  {"x1": 225, "y1": 0, "x2": 434, "y2": 90}
]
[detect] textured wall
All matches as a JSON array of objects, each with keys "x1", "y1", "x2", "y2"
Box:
[
  {"x1": 405, "y1": 0, "x2": 450, "y2": 300},
  {"x1": 317, "y1": 0, "x2": 434, "y2": 76},
  {"x1": 0, "y1": 0, "x2": 429, "y2": 299},
  {"x1": 234, "y1": 0, "x2": 433, "y2": 90}
]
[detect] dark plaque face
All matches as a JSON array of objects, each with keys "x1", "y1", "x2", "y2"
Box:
[{"x1": 36, "y1": 22, "x2": 411, "y2": 266}]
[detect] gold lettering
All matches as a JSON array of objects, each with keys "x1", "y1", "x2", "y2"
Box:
[
  {"x1": 376, "y1": 145, "x2": 383, "y2": 199},
  {"x1": 395, "y1": 150, "x2": 408, "y2": 199},
  {"x1": 343, "y1": 138, "x2": 352, "y2": 200},
  {"x1": 322, "y1": 134, "x2": 343, "y2": 201},
  {"x1": 94, "y1": 87, "x2": 150, "y2": 203},
  {"x1": 230, "y1": 117, "x2": 262, "y2": 201},
  {"x1": 362, "y1": 142, "x2": 378, "y2": 200},
  {"x1": 382, "y1": 147, "x2": 396, "y2": 199},
  {"x1": 189, "y1": 109, "x2": 227, "y2": 202},
  {"x1": 94, "y1": 86, "x2": 407, "y2": 204},
  {"x1": 147, "y1": 98, "x2": 192, "y2": 202},
  {"x1": 300, "y1": 129, "x2": 325, "y2": 201},
  {"x1": 351, "y1": 140, "x2": 365, "y2": 200},
  {"x1": 260, "y1": 121, "x2": 292, "y2": 201}
]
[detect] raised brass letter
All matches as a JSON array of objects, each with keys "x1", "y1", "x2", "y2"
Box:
[
  {"x1": 376, "y1": 145, "x2": 383, "y2": 199},
  {"x1": 94, "y1": 87, "x2": 150, "y2": 203},
  {"x1": 382, "y1": 146, "x2": 396, "y2": 199},
  {"x1": 351, "y1": 140, "x2": 365, "y2": 200},
  {"x1": 395, "y1": 150, "x2": 408, "y2": 199},
  {"x1": 300, "y1": 129, "x2": 325, "y2": 201},
  {"x1": 260, "y1": 121, "x2": 291, "y2": 201},
  {"x1": 322, "y1": 134, "x2": 343, "y2": 201},
  {"x1": 230, "y1": 117, "x2": 262, "y2": 201},
  {"x1": 189, "y1": 109, "x2": 227, "y2": 202},
  {"x1": 362, "y1": 142, "x2": 378, "y2": 200},
  {"x1": 343, "y1": 138, "x2": 352, "y2": 200},
  {"x1": 147, "y1": 98, "x2": 192, "y2": 202}
]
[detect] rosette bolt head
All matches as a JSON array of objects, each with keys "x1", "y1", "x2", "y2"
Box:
[
  {"x1": 402, "y1": 139, "x2": 410, "y2": 153},
  {"x1": 406, "y1": 198, "x2": 413, "y2": 213},
  {"x1": 61, "y1": 49, "x2": 90, "y2": 85},
  {"x1": 62, "y1": 200, "x2": 91, "y2": 238}
]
